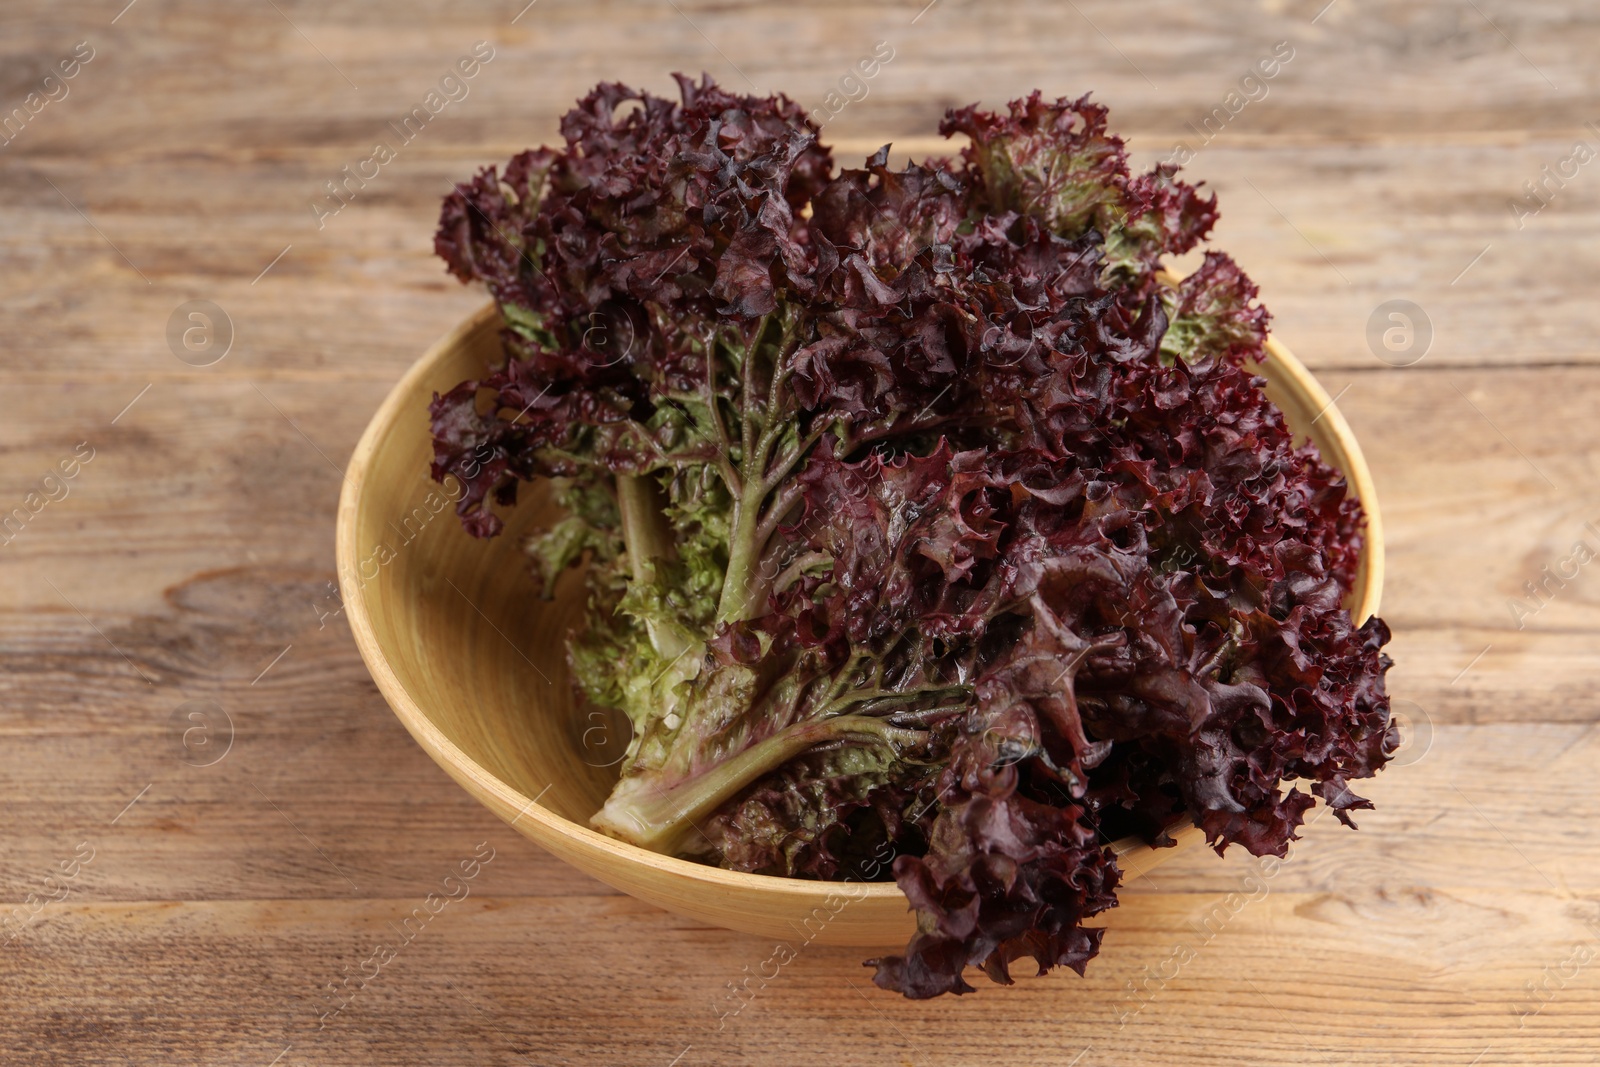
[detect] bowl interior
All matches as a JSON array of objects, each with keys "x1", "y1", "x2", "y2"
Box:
[{"x1": 344, "y1": 305, "x2": 619, "y2": 826}]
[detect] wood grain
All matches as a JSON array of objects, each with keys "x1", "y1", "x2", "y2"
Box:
[{"x1": 3, "y1": 0, "x2": 1598, "y2": 1063}]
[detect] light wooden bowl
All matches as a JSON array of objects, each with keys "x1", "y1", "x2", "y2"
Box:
[{"x1": 336, "y1": 301, "x2": 1383, "y2": 948}]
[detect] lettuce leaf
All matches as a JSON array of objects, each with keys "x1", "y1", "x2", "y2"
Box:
[{"x1": 428, "y1": 77, "x2": 1395, "y2": 998}]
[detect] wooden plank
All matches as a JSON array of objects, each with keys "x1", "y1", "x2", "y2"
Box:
[
  {"x1": 4, "y1": 887, "x2": 1599, "y2": 1066},
  {"x1": 4, "y1": 0, "x2": 1600, "y2": 1062},
  {"x1": 6, "y1": 364, "x2": 1598, "y2": 722}
]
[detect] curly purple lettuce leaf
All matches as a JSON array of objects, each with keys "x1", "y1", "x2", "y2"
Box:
[{"x1": 426, "y1": 76, "x2": 1396, "y2": 999}]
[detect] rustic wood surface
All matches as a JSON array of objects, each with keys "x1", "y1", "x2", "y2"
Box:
[{"x1": 3, "y1": 1, "x2": 1598, "y2": 1064}]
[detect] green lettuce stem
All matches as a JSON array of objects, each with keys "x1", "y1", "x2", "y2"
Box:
[
  {"x1": 590, "y1": 714, "x2": 924, "y2": 855},
  {"x1": 715, "y1": 313, "x2": 815, "y2": 625},
  {"x1": 715, "y1": 479, "x2": 766, "y2": 623},
  {"x1": 615, "y1": 472, "x2": 692, "y2": 659}
]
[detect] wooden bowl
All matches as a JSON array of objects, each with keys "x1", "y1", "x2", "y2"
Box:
[{"x1": 336, "y1": 301, "x2": 1384, "y2": 947}]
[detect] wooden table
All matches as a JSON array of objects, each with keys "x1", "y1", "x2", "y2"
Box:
[{"x1": 3, "y1": 1, "x2": 1597, "y2": 1063}]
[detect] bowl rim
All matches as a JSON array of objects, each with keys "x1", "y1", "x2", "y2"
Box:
[{"x1": 336, "y1": 300, "x2": 1384, "y2": 904}]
